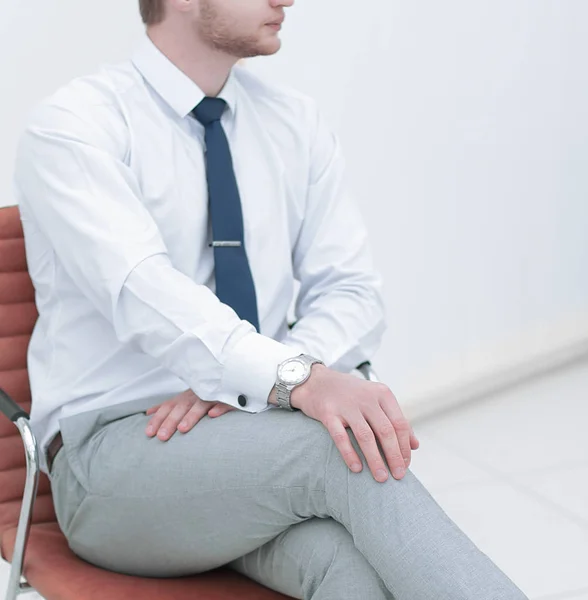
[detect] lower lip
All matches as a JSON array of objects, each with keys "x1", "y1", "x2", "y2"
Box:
[{"x1": 267, "y1": 23, "x2": 282, "y2": 30}]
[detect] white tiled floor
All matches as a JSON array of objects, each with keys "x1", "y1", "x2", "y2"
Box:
[
  {"x1": 410, "y1": 358, "x2": 588, "y2": 600},
  {"x1": 2, "y1": 358, "x2": 588, "y2": 600}
]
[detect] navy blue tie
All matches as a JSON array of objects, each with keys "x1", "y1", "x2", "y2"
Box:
[{"x1": 192, "y1": 97, "x2": 261, "y2": 333}]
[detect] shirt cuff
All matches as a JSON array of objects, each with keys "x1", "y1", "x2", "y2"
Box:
[{"x1": 220, "y1": 332, "x2": 303, "y2": 413}]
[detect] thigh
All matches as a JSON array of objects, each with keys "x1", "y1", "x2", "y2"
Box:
[
  {"x1": 62, "y1": 406, "x2": 335, "y2": 577},
  {"x1": 49, "y1": 444, "x2": 88, "y2": 537},
  {"x1": 227, "y1": 517, "x2": 392, "y2": 600}
]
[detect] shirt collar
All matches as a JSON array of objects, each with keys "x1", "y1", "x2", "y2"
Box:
[{"x1": 131, "y1": 33, "x2": 238, "y2": 120}]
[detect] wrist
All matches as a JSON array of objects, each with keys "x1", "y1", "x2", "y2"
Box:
[{"x1": 290, "y1": 362, "x2": 327, "y2": 410}]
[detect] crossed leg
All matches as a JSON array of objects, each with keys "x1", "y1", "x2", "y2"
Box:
[{"x1": 52, "y1": 403, "x2": 529, "y2": 600}]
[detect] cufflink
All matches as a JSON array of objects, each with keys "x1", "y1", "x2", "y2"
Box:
[{"x1": 238, "y1": 394, "x2": 247, "y2": 407}]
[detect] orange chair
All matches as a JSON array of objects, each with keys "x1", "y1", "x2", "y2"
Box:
[{"x1": 0, "y1": 204, "x2": 379, "y2": 600}]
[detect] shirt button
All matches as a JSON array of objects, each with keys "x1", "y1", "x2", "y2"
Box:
[{"x1": 238, "y1": 394, "x2": 247, "y2": 407}]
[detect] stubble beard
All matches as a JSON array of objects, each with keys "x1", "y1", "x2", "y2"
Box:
[{"x1": 197, "y1": 0, "x2": 278, "y2": 59}]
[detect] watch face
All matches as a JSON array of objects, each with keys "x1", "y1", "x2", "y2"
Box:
[{"x1": 278, "y1": 359, "x2": 307, "y2": 385}]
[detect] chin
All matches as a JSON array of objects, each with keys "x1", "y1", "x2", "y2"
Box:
[
  {"x1": 238, "y1": 41, "x2": 280, "y2": 59},
  {"x1": 257, "y1": 38, "x2": 282, "y2": 56}
]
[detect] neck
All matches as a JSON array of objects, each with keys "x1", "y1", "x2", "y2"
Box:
[{"x1": 146, "y1": 24, "x2": 236, "y2": 97}]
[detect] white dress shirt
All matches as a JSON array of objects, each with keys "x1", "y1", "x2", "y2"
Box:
[{"x1": 13, "y1": 33, "x2": 387, "y2": 474}]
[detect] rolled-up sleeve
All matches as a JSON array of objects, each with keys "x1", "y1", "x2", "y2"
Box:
[
  {"x1": 279, "y1": 100, "x2": 388, "y2": 373},
  {"x1": 14, "y1": 101, "x2": 300, "y2": 413}
]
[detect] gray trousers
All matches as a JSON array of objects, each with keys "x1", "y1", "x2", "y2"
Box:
[{"x1": 48, "y1": 396, "x2": 529, "y2": 600}]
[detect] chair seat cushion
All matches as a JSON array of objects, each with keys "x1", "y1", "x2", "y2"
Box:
[{"x1": 1, "y1": 522, "x2": 292, "y2": 600}]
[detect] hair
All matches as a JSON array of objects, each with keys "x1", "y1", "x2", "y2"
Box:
[{"x1": 139, "y1": 0, "x2": 166, "y2": 25}]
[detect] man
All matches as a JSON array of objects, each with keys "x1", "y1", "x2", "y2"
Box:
[{"x1": 13, "y1": 0, "x2": 529, "y2": 598}]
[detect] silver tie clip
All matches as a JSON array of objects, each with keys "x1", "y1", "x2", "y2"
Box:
[{"x1": 209, "y1": 241, "x2": 242, "y2": 247}]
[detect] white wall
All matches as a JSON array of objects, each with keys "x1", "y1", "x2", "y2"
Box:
[{"x1": 2, "y1": 0, "x2": 587, "y2": 411}]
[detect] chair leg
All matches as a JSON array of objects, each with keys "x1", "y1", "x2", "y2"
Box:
[{"x1": 0, "y1": 390, "x2": 40, "y2": 600}]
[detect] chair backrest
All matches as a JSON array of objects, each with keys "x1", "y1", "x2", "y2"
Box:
[{"x1": 0, "y1": 205, "x2": 56, "y2": 542}]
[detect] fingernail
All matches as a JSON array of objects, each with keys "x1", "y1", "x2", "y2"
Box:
[
  {"x1": 179, "y1": 421, "x2": 188, "y2": 428},
  {"x1": 159, "y1": 429, "x2": 168, "y2": 437},
  {"x1": 146, "y1": 426, "x2": 154, "y2": 435},
  {"x1": 351, "y1": 463, "x2": 362, "y2": 472},
  {"x1": 393, "y1": 467, "x2": 405, "y2": 479},
  {"x1": 376, "y1": 469, "x2": 388, "y2": 480}
]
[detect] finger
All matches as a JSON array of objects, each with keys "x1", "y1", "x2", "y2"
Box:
[
  {"x1": 378, "y1": 396, "x2": 414, "y2": 468},
  {"x1": 410, "y1": 426, "x2": 420, "y2": 450},
  {"x1": 323, "y1": 417, "x2": 364, "y2": 474},
  {"x1": 146, "y1": 404, "x2": 162, "y2": 416},
  {"x1": 364, "y1": 406, "x2": 411, "y2": 478},
  {"x1": 177, "y1": 402, "x2": 212, "y2": 432},
  {"x1": 209, "y1": 403, "x2": 237, "y2": 417},
  {"x1": 158, "y1": 399, "x2": 198, "y2": 441},
  {"x1": 145, "y1": 404, "x2": 174, "y2": 437},
  {"x1": 348, "y1": 414, "x2": 397, "y2": 483}
]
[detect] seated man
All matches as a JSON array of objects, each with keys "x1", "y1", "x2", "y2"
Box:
[{"x1": 13, "y1": 0, "x2": 529, "y2": 598}]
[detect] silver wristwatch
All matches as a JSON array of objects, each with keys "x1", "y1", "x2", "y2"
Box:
[{"x1": 275, "y1": 353, "x2": 325, "y2": 411}]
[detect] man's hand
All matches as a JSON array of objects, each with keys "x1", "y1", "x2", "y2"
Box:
[
  {"x1": 145, "y1": 389, "x2": 237, "y2": 441},
  {"x1": 290, "y1": 365, "x2": 419, "y2": 483}
]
